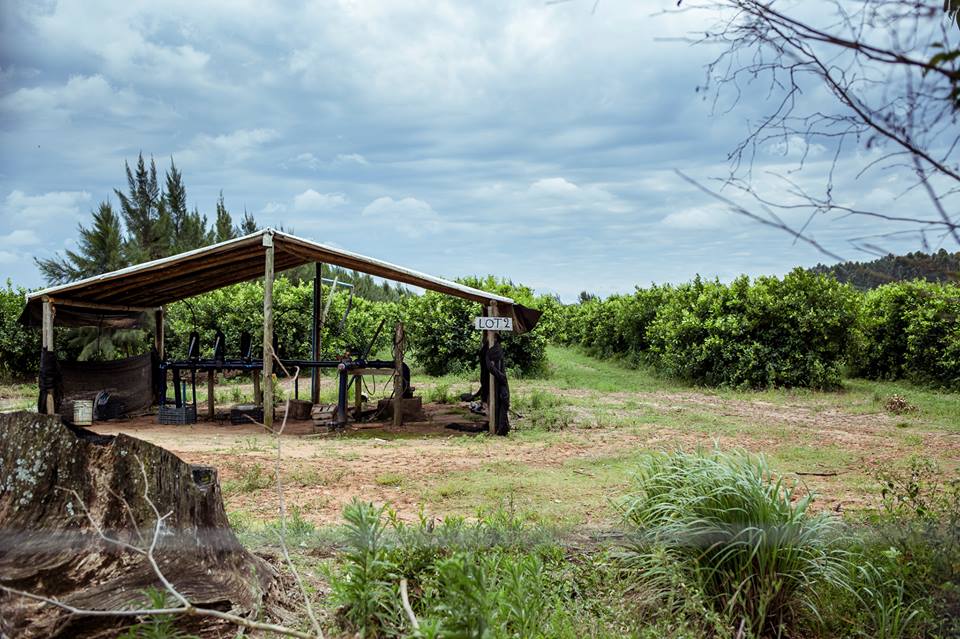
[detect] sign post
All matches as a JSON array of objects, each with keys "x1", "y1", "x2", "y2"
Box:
[
  {"x1": 475, "y1": 309, "x2": 512, "y2": 434},
  {"x1": 473, "y1": 316, "x2": 513, "y2": 332}
]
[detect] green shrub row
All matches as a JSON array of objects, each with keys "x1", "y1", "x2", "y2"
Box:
[
  {"x1": 0, "y1": 280, "x2": 41, "y2": 381},
  {"x1": 0, "y1": 275, "x2": 550, "y2": 381},
  {"x1": 853, "y1": 280, "x2": 960, "y2": 388},
  {"x1": 552, "y1": 270, "x2": 960, "y2": 389},
  {"x1": 162, "y1": 275, "x2": 551, "y2": 378}
]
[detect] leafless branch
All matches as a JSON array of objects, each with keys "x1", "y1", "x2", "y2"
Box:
[{"x1": 673, "y1": 0, "x2": 960, "y2": 254}]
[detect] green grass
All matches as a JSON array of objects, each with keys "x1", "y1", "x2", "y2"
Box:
[
  {"x1": 540, "y1": 346, "x2": 959, "y2": 434},
  {"x1": 0, "y1": 382, "x2": 38, "y2": 411},
  {"x1": 769, "y1": 443, "x2": 856, "y2": 473},
  {"x1": 374, "y1": 472, "x2": 404, "y2": 487},
  {"x1": 420, "y1": 453, "x2": 643, "y2": 526},
  {"x1": 539, "y1": 346, "x2": 670, "y2": 393}
]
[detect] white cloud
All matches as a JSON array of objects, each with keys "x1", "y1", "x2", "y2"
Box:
[
  {"x1": 260, "y1": 201, "x2": 287, "y2": 215},
  {"x1": 286, "y1": 152, "x2": 322, "y2": 170},
  {"x1": 334, "y1": 153, "x2": 369, "y2": 165},
  {"x1": 0, "y1": 250, "x2": 19, "y2": 264},
  {"x1": 527, "y1": 177, "x2": 629, "y2": 214},
  {"x1": 4, "y1": 190, "x2": 91, "y2": 225},
  {"x1": 0, "y1": 74, "x2": 148, "y2": 120},
  {"x1": 181, "y1": 128, "x2": 279, "y2": 163},
  {"x1": 0, "y1": 229, "x2": 42, "y2": 245},
  {"x1": 660, "y1": 206, "x2": 733, "y2": 230},
  {"x1": 765, "y1": 135, "x2": 827, "y2": 160},
  {"x1": 361, "y1": 196, "x2": 441, "y2": 237},
  {"x1": 293, "y1": 189, "x2": 348, "y2": 211},
  {"x1": 529, "y1": 177, "x2": 581, "y2": 197}
]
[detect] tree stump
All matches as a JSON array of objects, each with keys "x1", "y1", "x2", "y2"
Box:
[{"x1": 0, "y1": 411, "x2": 282, "y2": 638}]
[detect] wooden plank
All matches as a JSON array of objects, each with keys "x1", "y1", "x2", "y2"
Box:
[
  {"x1": 311, "y1": 262, "x2": 322, "y2": 404},
  {"x1": 42, "y1": 299, "x2": 55, "y2": 415},
  {"x1": 487, "y1": 302, "x2": 497, "y2": 435},
  {"x1": 262, "y1": 233, "x2": 275, "y2": 429},
  {"x1": 354, "y1": 374, "x2": 362, "y2": 416},
  {"x1": 102, "y1": 253, "x2": 303, "y2": 307},
  {"x1": 81, "y1": 250, "x2": 303, "y2": 308},
  {"x1": 281, "y1": 241, "x2": 502, "y2": 305},
  {"x1": 207, "y1": 370, "x2": 216, "y2": 418},
  {"x1": 393, "y1": 322, "x2": 405, "y2": 428},
  {"x1": 154, "y1": 307, "x2": 164, "y2": 359},
  {"x1": 47, "y1": 297, "x2": 157, "y2": 313}
]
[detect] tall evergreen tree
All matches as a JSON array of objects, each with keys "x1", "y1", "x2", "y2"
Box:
[
  {"x1": 115, "y1": 153, "x2": 171, "y2": 262},
  {"x1": 213, "y1": 192, "x2": 236, "y2": 243},
  {"x1": 239, "y1": 208, "x2": 258, "y2": 235},
  {"x1": 164, "y1": 159, "x2": 188, "y2": 241},
  {"x1": 35, "y1": 202, "x2": 127, "y2": 284},
  {"x1": 180, "y1": 206, "x2": 213, "y2": 251}
]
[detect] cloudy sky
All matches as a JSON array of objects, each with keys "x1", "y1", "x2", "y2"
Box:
[{"x1": 0, "y1": 0, "x2": 945, "y2": 300}]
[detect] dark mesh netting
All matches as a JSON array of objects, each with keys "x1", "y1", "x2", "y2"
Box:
[{"x1": 57, "y1": 353, "x2": 153, "y2": 422}]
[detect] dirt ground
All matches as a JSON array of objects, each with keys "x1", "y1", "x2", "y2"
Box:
[{"x1": 88, "y1": 384, "x2": 960, "y2": 527}]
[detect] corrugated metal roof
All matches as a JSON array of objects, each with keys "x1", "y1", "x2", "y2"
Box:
[{"x1": 24, "y1": 229, "x2": 513, "y2": 321}]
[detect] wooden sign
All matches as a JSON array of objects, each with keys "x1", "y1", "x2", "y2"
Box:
[{"x1": 474, "y1": 316, "x2": 513, "y2": 331}]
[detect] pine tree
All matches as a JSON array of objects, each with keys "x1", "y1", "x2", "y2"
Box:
[
  {"x1": 162, "y1": 160, "x2": 213, "y2": 252},
  {"x1": 239, "y1": 209, "x2": 258, "y2": 235},
  {"x1": 213, "y1": 192, "x2": 236, "y2": 243},
  {"x1": 115, "y1": 153, "x2": 171, "y2": 262},
  {"x1": 180, "y1": 207, "x2": 213, "y2": 252},
  {"x1": 35, "y1": 202, "x2": 127, "y2": 284},
  {"x1": 164, "y1": 159, "x2": 188, "y2": 242}
]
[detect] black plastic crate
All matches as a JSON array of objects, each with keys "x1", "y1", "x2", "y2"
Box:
[{"x1": 158, "y1": 405, "x2": 197, "y2": 425}]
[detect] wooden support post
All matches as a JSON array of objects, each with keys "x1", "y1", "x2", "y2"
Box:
[
  {"x1": 486, "y1": 302, "x2": 497, "y2": 435},
  {"x1": 311, "y1": 262, "x2": 322, "y2": 404},
  {"x1": 154, "y1": 307, "x2": 165, "y2": 359},
  {"x1": 41, "y1": 299, "x2": 55, "y2": 415},
  {"x1": 252, "y1": 370, "x2": 262, "y2": 406},
  {"x1": 207, "y1": 370, "x2": 216, "y2": 419},
  {"x1": 354, "y1": 375, "x2": 362, "y2": 417},
  {"x1": 393, "y1": 322, "x2": 405, "y2": 428},
  {"x1": 262, "y1": 232, "x2": 275, "y2": 429}
]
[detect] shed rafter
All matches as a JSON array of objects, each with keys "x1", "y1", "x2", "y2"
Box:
[{"x1": 23, "y1": 229, "x2": 515, "y2": 325}]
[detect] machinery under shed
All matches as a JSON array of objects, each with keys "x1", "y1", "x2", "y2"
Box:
[{"x1": 21, "y1": 228, "x2": 541, "y2": 436}]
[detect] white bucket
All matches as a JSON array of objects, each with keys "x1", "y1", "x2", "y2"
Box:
[{"x1": 73, "y1": 400, "x2": 93, "y2": 426}]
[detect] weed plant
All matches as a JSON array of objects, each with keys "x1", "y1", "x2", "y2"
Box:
[{"x1": 616, "y1": 449, "x2": 849, "y2": 637}]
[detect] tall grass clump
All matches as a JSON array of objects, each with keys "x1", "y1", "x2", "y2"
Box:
[
  {"x1": 617, "y1": 449, "x2": 849, "y2": 637},
  {"x1": 329, "y1": 500, "x2": 635, "y2": 638}
]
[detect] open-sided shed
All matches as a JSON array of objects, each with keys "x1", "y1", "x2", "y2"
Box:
[{"x1": 23, "y1": 229, "x2": 535, "y2": 432}]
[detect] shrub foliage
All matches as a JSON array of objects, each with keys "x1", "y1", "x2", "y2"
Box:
[
  {"x1": 404, "y1": 276, "x2": 548, "y2": 377},
  {"x1": 551, "y1": 270, "x2": 959, "y2": 390}
]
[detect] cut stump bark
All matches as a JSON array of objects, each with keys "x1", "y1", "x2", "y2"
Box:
[{"x1": 0, "y1": 411, "x2": 282, "y2": 638}]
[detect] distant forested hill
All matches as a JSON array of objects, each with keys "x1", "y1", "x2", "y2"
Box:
[{"x1": 810, "y1": 249, "x2": 960, "y2": 289}]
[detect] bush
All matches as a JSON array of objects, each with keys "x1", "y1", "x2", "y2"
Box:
[
  {"x1": 617, "y1": 449, "x2": 850, "y2": 637},
  {"x1": 165, "y1": 278, "x2": 401, "y2": 363},
  {"x1": 403, "y1": 276, "x2": 548, "y2": 377},
  {"x1": 864, "y1": 457, "x2": 960, "y2": 637},
  {"x1": 329, "y1": 500, "x2": 629, "y2": 638},
  {"x1": 854, "y1": 281, "x2": 960, "y2": 389},
  {"x1": 647, "y1": 269, "x2": 861, "y2": 388},
  {"x1": 0, "y1": 279, "x2": 41, "y2": 381}
]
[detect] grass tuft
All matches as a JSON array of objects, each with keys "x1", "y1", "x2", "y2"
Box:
[{"x1": 617, "y1": 448, "x2": 849, "y2": 636}]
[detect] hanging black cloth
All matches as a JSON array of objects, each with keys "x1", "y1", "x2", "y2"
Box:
[
  {"x1": 484, "y1": 339, "x2": 510, "y2": 436},
  {"x1": 151, "y1": 346, "x2": 165, "y2": 404},
  {"x1": 479, "y1": 341, "x2": 490, "y2": 403},
  {"x1": 37, "y1": 347, "x2": 63, "y2": 414}
]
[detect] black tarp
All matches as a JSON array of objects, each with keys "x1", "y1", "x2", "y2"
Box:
[{"x1": 56, "y1": 353, "x2": 153, "y2": 422}]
